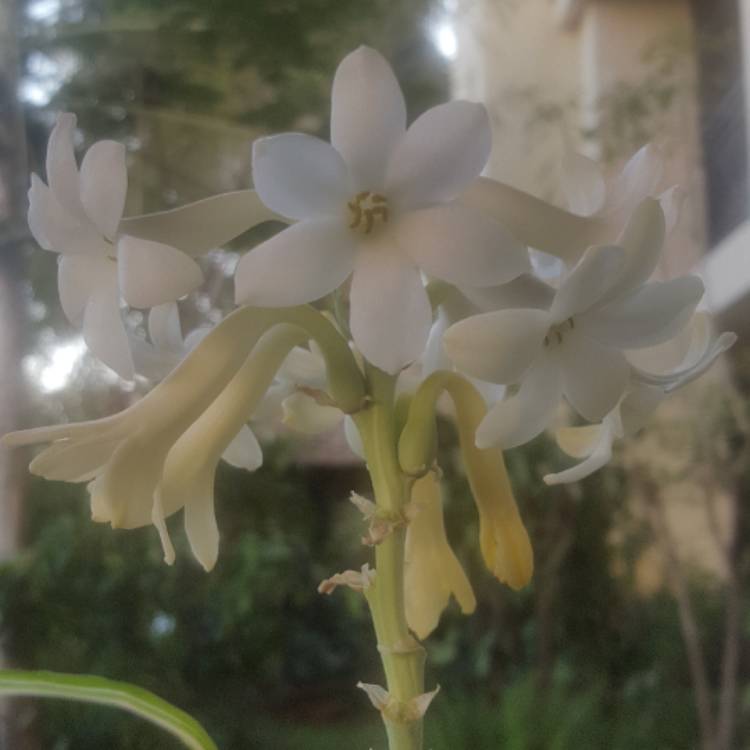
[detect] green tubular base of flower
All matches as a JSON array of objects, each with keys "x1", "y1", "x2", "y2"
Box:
[
  {"x1": 0, "y1": 670, "x2": 217, "y2": 750},
  {"x1": 398, "y1": 370, "x2": 533, "y2": 591}
]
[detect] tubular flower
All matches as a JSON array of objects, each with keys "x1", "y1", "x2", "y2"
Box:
[
  {"x1": 444, "y1": 198, "x2": 705, "y2": 449},
  {"x1": 404, "y1": 474, "x2": 476, "y2": 640},
  {"x1": 235, "y1": 45, "x2": 530, "y2": 374},
  {"x1": 29, "y1": 113, "x2": 277, "y2": 379},
  {"x1": 2, "y1": 308, "x2": 286, "y2": 568},
  {"x1": 544, "y1": 313, "x2": 737, "y2": 485}
]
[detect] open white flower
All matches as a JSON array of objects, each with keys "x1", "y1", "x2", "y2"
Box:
[
  {"x1": 29, "y1": 113, "x2": 277, "y2": 379},
  {"x1": 235, "y1": 46, "x2": 529, "y2": 374},
  {"x1": 444, "y1": 199, "x2": 705, "y2": 449},
  {"x1": 544, "y1": 313, "x2": 736, "y2": 485}
]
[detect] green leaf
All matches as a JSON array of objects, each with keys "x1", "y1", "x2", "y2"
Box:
[{"x1": 0, "y1": 670, "x2": 218, "y2": 750}]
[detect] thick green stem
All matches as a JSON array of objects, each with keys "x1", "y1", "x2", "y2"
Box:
[{"x1": 353, "y1": 366, "x2": 426, "y2": 750}]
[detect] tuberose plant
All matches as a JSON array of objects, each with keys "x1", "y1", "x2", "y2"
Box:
[{"x1": 4, "y1": 47, "x2": 735, "y2": 750}]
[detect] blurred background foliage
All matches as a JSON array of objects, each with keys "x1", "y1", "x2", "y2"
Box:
[{"x1": 1, "y1": 0, "x2": 749, "y2": 748}]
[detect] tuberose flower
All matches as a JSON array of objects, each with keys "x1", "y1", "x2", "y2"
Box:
[
  {"x1": 235, "y1": 46, "x2": 529, "y2": 374},
  {"x1": 444, "y1": 199, "x2": 705, "y2": 449},
  {"x1": 29, "y1": 113, "x2": 277, "y2": 378},
  {"x1": 543, "y1": 313, "x2": 736, "y2": 485}
]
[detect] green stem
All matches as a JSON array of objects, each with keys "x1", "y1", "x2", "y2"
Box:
[{"x1": 354, "y1": 366, "x2": 426, "y2": 750}]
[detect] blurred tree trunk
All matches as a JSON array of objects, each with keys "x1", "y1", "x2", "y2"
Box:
[{"x1": 0, "y1": 1, "x2": 33, "y2": 748}]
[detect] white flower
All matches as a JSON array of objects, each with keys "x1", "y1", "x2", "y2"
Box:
[
  {"x1": 29, "y1": 113, "x2": 277, "y2": 379},
  {"x1": 444, "y1": 199, "x2": 705, "y2": 449},
  {"x1": 235, "y1": 46, "x2": 529, "y2": 374},
  {"x1": 561, "y1": 144, "x2": 683, "y2": 233},
  {"x1": 544, "y1": 313, "x2": 736, "y2": 485}
]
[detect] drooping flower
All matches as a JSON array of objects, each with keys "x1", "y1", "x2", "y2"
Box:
[
  {"x1": 543, "y1": 313, "x2": 736, "y2": 485},
  {"x1": 444, "y1": 199, "x2": 705, "y2": 449},
  {"x1": 404, "y1": 473, "x2": 476, "y2": 640},
  {"x1": 235, "y1": 46, "x2": 530, "y2": 374},
  {"x1": 29, "y1": 113, "x2": 277, "y2": 378}
]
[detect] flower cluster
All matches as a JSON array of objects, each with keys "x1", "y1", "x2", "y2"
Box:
[{"x1": 6, "y1": 47, "x2": 734, "y2": 639}]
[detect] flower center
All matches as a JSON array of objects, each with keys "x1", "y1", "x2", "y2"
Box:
[
  {"x1": 347, "y1": 191, "x2": 389, "y2": 235},
  {"x1": 544, "y1": 318, "x2": 575, "y2": 348}
]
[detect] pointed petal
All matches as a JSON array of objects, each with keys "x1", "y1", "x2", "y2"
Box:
[
  {"x1": 443, "y1": 308, "x2": 551, "y2": 384},
  {"x1": 58, "y1": 254, "x2": 115, "y2": 326},
  {"x1": 29, "y1": 435, "x2": 120, "y2": 482},
  {"x1": 556, "y1": 423, "x2": 606, "y2": 459},
  {"x1": 119, "y1": 190, "x2": 281, "y2": 256},
  {"x1": 82, "y1": 275, "x2": 135, "y2": 379},
  {"x1": 349, "y1": 248, "x2": 432, "y2": 374},
  {"x1": 184, "y1": 484, "x2": 220, "y2": 572},
  {"x1": 344, "y1": 415, "x2": 365, "y2": 459},
  {"x1": 252, "y1": 134, "x2": 350, "y2": 220},
  {"x1": 476, "y1": 356, "x2": 562, "y2": 449},
  {"x1": 117, "y1": 235, "x2": 203, "y2": 308},
  {"x1": 609, "y1": 143, "x2": 664, "y2": 215},
  {"x1": 659, "y1": 185, "x2": 684, "y2": 235},
  {"x1": 396, "y1": 203, "x2": 530, "y2": 287},
  {"x1": 331, "y1": 46, "x2": 406, "y2": 190},
  {"x1": 46, "y1": 112, "x2": 87, "y2": 221},
  {"x1": 152, "y1": 492, "x2": 176, "y2": 566},
  {"x1": 580, "y1": 276, "x2": 704, "y2": 350},
  {"x1": 544, "y1": 422, "x2": 615, "y2": 485},
  {"x1": 459, "y1": 177, "x2": 609, "y2": 265},
  {"x1": 234, "y1": 220, "x2": 355, "y2": 306},
  {"x1": 561, "y1": 333, "x2": 629, "y2": 421},
  {"x1": 387, "y1": 101, "x2": 491, "y2": 210},
  {"x1": 607, "y1": 197, "x2": 666, "y2": 298},
  {"x1": 148, "y1": 303, "x2": 184, "y2": 351},
  {"x1": 561, "y1": 150, "x2": 606, "y2": 216},
  {"x1": 79, "y1": 140, "x2": 127, "y2": 239},
  {"x1": 619, "y1": 385, "x2": 665, "y2": 435},
  {"x1": 29, "y1": 174, "x2": 109, "y2": 256},
  {"x1": 551, "y1": 245, "x2": 625, "y2": 321},
  {"x1": 221, "y1": 424, "x2": 263, "y2": 471}
]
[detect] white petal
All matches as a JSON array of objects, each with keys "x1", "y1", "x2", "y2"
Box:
[
  {"x1": 29, "y1": 435, "x2": 120, "y2": 482},
  {"x1": 461, "y1": 274, "x2": 555, "y2": 312},
  {"x1": 659, "y1": 185, "x2": 684, "y2": 235},
  {"x1": 551, "y1": 245, "x2": 625, "y2": 322},
  {"x1": 386, "y1": 101, "x2": 491, "y2": 210},
  {"x1": 277, "y1": 346, "x2": 327, "y2": 386},
  {"x1": 475, "y1": 356, "x2": 562, "y2": 449},
  {"x1": 607, "y1": 198, "x2": 666, "y2": 299},
  {"x1": 544, "y1": 421, "x2": 615, "y2": 485},
  {"x1": 58, "y1": 254, "x2": 115, "y2": 325},
  {"x1": 117, "y1": 235, "x2": 204, "y2": 308},
  {"x1": 148, "y1": 303, "x2": 184, "y2": 351},
  {"x1": 130, "y1": 339, "x2": 180, "y2": 381},
  {"x1": 580, "y1": 276, "x2": 704, "y2": 350},
  {"x1": 396, "y1": 203, "x2": 530, "y2": 287},
  {"x1": 184, "y1": 485, "x2": 220, "y2": 572},
  {"x1": 561, "y1": 150, "x2": 606, "y2": 216},
  {"x1": 608, "y1": 143, "x2": 664, "y2": 215},
  {"x1": 460, "y1": 177, "x2": 608, "y2": 266},
  {"x1": 282, "y1": 392, "x2": 342, "y2": 434},
  {"x1": 619, "y1": 385, "x2": 665, "y2": 435},
  {"x1": 561, "y1": 333, "x2": 629, "y2": 421},
  {"x1": 234, "y1": 220, "x2": 355, "y2": 306},
  {"x1": 349, "y1": 247, "x2": 432, "y2": 374},
  {"x1": 331, "y1": 46, "x2": 406, "y2": 190},
  {"x1": 252, "y1": 134, "x2": 350, "y2": 220},
  {"x1": 119, "y1": 190, "x2": 281, "y2": 257},
  {"x1": 79, "y1": 140, "x2": 127, "y2": 240},
  {"x1": 28, "y1": 174, "x2": 109, "y2": 256},
  {"x1": 46, "y1": 112, "x2": 87, "y2": 222},
  {"x1": 82, "y1": 275, "x2": 135, "y2": 379},
  {"x1": 443, "y1": 308, "x2": 551, "y2": 384},
  {"x1": 221, "y1": 424, "x2": 263, "y2": 471},
  {"x1": 555, "y1": 424, "x2": 605, "y2": 459},
  {"x1": 422, "y1": 309, "x2": 451, "y2": 377}
]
